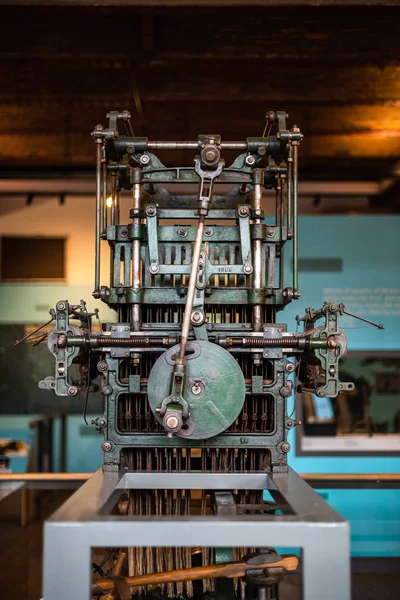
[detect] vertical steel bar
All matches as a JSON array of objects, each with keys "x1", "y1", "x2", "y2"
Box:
[
  {"x1": 111, "y1": 174, "x2": 116, "y2": 226},
  {"x1": 94, "y1": 142, "x2": 102, "y2": 295},
  {"x1": 132, "y1": 169, "x2": 142, "y2": 331},
  {"x1": 292, "y1": 144, "x2": 299, "y2": 298},
  {"x1": 252, "y1": 176, "x2": 263, "y2": 332},
  {"x1": 287, "y1": 147, "x2": 293, "y2": 239},
  {"x1": 102, "y1": 146, "x2": 107, "y2": 233}
]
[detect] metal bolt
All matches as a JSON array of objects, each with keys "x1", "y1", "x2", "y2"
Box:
[
  {"x1": 140, "y1": 154, "x2": 150, "y2": 165},
  {"x1": 239, "y1": 206, "x2": 248, "y2": 216},
  {"x1": 330, "y1": 303, "x2": 338, "y2": 312},
  {"x1": 285, "y1": 362, "x2": 295, "y2": 373},
  {"x1": 120, "y1": 228, "x2": 128, "y2": 237},
  {"x1": 68, "y1": 386, "x2": 78, "y2": 396},
  {"x1": 266, "y1": 227, "x2": 275, "y2": 237},
  {"x1": 126, "y1": 144, "x2": 135, "y2": 154},
  {"x1": 146, "y1": 206, "x2": 155, "y2": 215},
  {"x1": 149, "y1": 263, "x2": 159, "y2": 274},
  {"x1": 258, "y1": 146, "x2": 267, "y2": 156},
  {"x1": 103, "y1": 385, "x2": 113, "y2": 396},
  {"x1": 205, "y1": 150, "x2": 217, "y2": 162},
  {"x1": 56, "y1": 301, "x2": 66, "y2": 311},
  {"x1": 317, "y1": 388, "x2": 325, "y2": 397},
  {"x1": 191, "y1": 310, "x2": 204, "y2": 325},
  {"x1": 280, "y1": 386, "x2": 291, "y2": 397},
  {"x1": 165, "y1": 415, "x2": 180, "y2": 430},
  {"x1": 287, "y1": 420, "x2": 293, "y2": 428},
  {"x1": 204, "y1": 227, "x2": 213, "y2": 237},
  {"x1": 97, "y1": 361, "x2": 108, "y2": 372},
  {"x1": 281, "y1": 442, "x2": 290, "y2": 453},
  {"x1": 191, "y1": 382, "x2": 202, "y2": 395},
  {"x1": 245, "y1": 155, "x2": 256, "y2": 166},
  {"x1": 243, "y1": 264, "x2": 253, "y2": 274},
  {"x1": 178, "y1": 228, "x2": 188, "y2": 237},
  {"x1": 102, "y1": 441, "x2": 112, "y2": 452},
  {"x1": 57, "y1": 366, "x2": 65, "y2": 376}
]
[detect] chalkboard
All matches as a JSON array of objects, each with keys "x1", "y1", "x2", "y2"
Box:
[{"x1": 0, "y1": 325, "x2": 102, "y2": 415}]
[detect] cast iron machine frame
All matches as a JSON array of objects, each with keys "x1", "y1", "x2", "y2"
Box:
[{"x1": 40, "y1": 110, "x2": 353, "y2": 600}]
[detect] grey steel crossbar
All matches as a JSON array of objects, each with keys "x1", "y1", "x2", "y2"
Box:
[{"x1": 43, "y1": 468, "x2": 350, "y2": 600}]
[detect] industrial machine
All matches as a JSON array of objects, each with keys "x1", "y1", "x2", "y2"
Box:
[{"x1": 39, "y1": 110, "x2": 355, "y2": 600}]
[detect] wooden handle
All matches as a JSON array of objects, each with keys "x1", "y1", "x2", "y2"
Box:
[{"x1": 92, "y1": 555, "x2": 299, "y2": 593}]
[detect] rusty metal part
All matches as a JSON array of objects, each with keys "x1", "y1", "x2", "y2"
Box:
[{"x1": 92, "y1": 554, "x2": 298, "y2": 594}]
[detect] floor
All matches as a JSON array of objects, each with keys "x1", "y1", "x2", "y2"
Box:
[{"x1": 0, "y1": 490, "x2": 399, "y2": 600}]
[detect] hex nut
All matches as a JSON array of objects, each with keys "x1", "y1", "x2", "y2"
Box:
[
  {"x1": 266, "y1": 228, "x2": 275, "y2": 237},
  {"x1": 285, "y1": 362, "x2": 295, "y2": 373},
  {"x1": 68, "y1": 386, "x2": 78, "y2": 396},
  {"x1": 245, "y1": 155, "x2": 256, "y2": 166},
  {"x1": 280, "y1": 442, "x2": 290, "y2": 453},
  {"x1": 57, "y1": 301, "x2": 66, "y2": 311},
  {"x1": 140, "y1": 154, "x2": 150, "y2": 165}
]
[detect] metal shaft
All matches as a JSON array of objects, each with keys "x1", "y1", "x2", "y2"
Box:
[
  {"x1": 178, "y1": 216, "x2": 205, "y2": 361},
  {"x1": 94, "y1": 141, "x2": 102, "y2": 295},
  {"x1": 132, "y1": 173, "x2": 142, "y2": 331},
  {"x1": 252, "y1": 179, "x2": 263, "y2": 332},
  {"x1": 292, "y1": 143, "x2": 299, "y2": 298},
  {"x1": 287, "y1": 146, "x2": 293, "y2": 238}
]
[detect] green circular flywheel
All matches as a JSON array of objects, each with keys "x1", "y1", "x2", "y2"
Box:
[{"x1": 147, "y1": 340, "x2": 246, "y2": 439}]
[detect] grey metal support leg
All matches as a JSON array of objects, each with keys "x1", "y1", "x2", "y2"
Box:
[{"x1": 42, "y1": 468, "x2": 350, "y2": 600}]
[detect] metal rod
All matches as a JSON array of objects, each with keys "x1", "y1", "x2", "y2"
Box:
[
  {"x1": 102, "y1": 146, "x2": 107, "y2": 233},
  {"x1": 132, "y1": 170, "x2": 142, "y2": 331},
  {"x1": 94, "y1": 142, "x2": 102, "y2": 295},
  {"x1": 341, "y1": 309, "x2": 384, "y2": 330},
  {"x1": 111, "y1": 173, "x2": 116, "y2": 226},
  {"x1": 147, "y1": 141, "x2": 248, "y2": 151},
  {"x1": 178, "y1": 217, "x2": 205, "y2": 361},
  {"x1": 275, "y1": 177, "x2": 282, "y2": 228},
  {"x1": 287, "y1": 147, "x2": 293, "y2": 239},
  {"x1": 252, "y1": 179, "x2": 263, "y2": 332},
  {"x1": 292, "y1": 143, "x2": 299, "y2": 298}
]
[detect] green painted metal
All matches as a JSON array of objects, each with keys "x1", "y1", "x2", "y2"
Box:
[
  {"x1": 38, "y1": 110, "x2": 353, "y2": 473},
  {"x1": 147, "y1": 341, "x2": 246, "y2": 440}
]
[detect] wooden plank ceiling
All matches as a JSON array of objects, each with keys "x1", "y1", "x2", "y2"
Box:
[{"x1": 0, "y1": 5, "x2": 399, "y2": 182}]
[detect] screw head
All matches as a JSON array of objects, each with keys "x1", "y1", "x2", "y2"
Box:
[
  {"x1": 329, "y1": 303, "x2": 338, "y2": 312},
  {"x1": 205, "y1": 149, "x2": 217, "y2": 162},
  {"x1": 191, "y1": 381, "x2": 203, "y2": 395},
  {"x1": 56, "y1": 301, "x2": 66, "y2": 311},
  {"x1": 146, "y1": 206, "x2": 155, "y2": 215},
  {"x1": 68, "y1": 386, "x2": 78, "y2": 396},
  {"x1": 285, "y1": 362, "x2": 295, "y2": 373},
  {"x1": 239, "y1": 206, "x2": 248, "y2": 216},
  {"x1": 103, "y1": 385, "x2": 113, "y2": 396},
  {"x1": 317, "y1": 388, "x2": 325, "y2": 397},
  {"x1": 266, "y1": 227, "x2": 275, "y2": 237},
  {"x1": 102, "y1": 441, "x2": 112, "y2": 452},
  {"x1": 245, "y1": 155, "x2": 256, "y2": 166},
  {"x1": 149, "y1": 263, "x2": 159, "y2": 274},
  {"x1": 280, "y1": 386, "x2": 291, "y2": 397},
  {"x1": 204, "y1": 227, "x2": 213, "y2": 237},
  {"x1": 140, "y1": 154, "x2": 150, "y2": 165},
  {"x1": 126, "y1": 144, "x2": 135, "y2": 154},
  {"x1": 281, "y1": 442, "x2": 291, "y2": 453},
  {"x1": 178, "y1": 228, "x2": 188, "y2": 237},
  {"x1": 165, "y1": 415, "x2": 179, "y2": 429},
  {"x1": 120, "y1": 228, "x2": 128, "y2": 237},
  {"x1": 191, "y1": 310, "x2": 205, "y2": 325},
  {"x1": 243, "y1": 264, "x2": 253, "y2": 274},
  {"x1": 258, "y1": 146, "x2": 267, "y2": 156}
]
